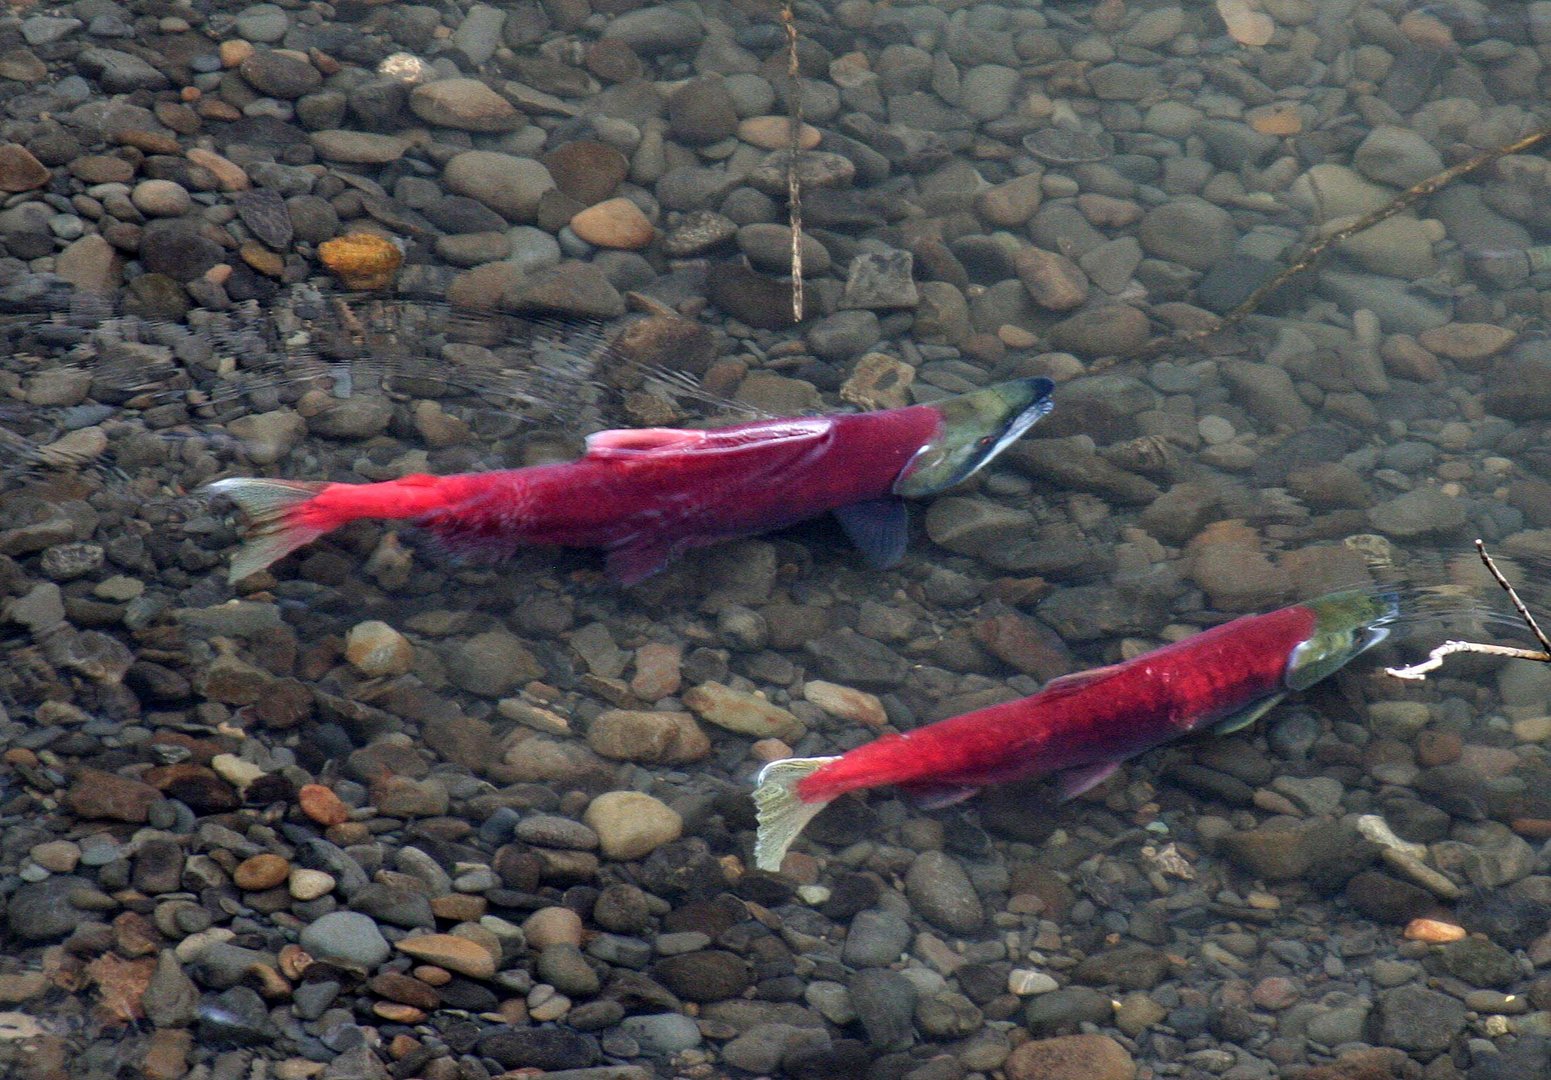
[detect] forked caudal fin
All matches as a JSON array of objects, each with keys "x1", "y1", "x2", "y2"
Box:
[
  {"x1": 205, "y1": 477, "x2": 330, "y2": 583},
  {"x1": 752, "y1": 756, "x2": 840, "y2": 872}
]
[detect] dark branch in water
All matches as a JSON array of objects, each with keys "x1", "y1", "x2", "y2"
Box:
[
  {"x1": 1387, "y1": 540, "x2": 1551, "y2": 680},
  {"x1": 1112, "y1": 119, "x2": 1551, "y2": 369},
  {"x1": 782, "y1": 0, "x2": 805, "y2": 323}
]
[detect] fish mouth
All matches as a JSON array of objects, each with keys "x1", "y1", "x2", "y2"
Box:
[{"x1": 893, "y1": 376, "x2": 1055, "y2": 498}]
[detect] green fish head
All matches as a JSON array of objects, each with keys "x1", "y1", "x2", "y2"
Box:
[
  {"x1": 892, "y1": 376, "x2": 1055, "y2": 498},
  {"x1": 1284, "y1": 589, "x2": 1400, "y2": 691}
]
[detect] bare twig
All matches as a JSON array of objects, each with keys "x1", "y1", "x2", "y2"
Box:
[
  {"x1": 1105, "y1": 121, "x2": 1551, "y2": 370},
  {"x1": 781, "y1": 0, "x2": 804, "y2": 323},
  {"x1": 1385, "y1": 540, "x2": 1551, "y2": 680}
]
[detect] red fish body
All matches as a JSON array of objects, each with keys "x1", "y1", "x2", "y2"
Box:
[
  {"x1": 208, "y1": 377, "x2": 1055, "y2": 585},
  {"x1": 753, "y1": 590, "x2": 1396, "y2": 870},
  {"x1": 801, "y1": 604, "x2": 1317, "y2": 804}
]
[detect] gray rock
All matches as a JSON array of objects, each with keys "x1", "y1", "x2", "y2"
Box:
[
  {"x1": 842, "y1": 910, "x2": 913, "y2": 968},
  {"x1": 1438, "y1": 936, "x2": 1519, "y2": 989},
  {"x1": 1138, "y1": 197, "x2": 1235, "y2": 269},
  {"x1": 1221, "y1": 361, "x2": 1313, "y2": 429},
  {"x1": 7, "y1": 875, "x2": 94, "y2": 941},
  {"x1": 618, "y1": 1013, "x2": 701, "y2": 1054},
  {"x1": 78, "y1": 47, "x2": 168, "y2": 92},
  {"x1": 1025, "y1": 987, "x2": 1114, "y2": 1034},
  {"x1": 299, "y1": 911, "x2": 391, "y2": 968},
  {"x1": 805, "y1": 310, "x2": 881, "y2": 361},
  {"x1": 842, "y1": 250, "x2": 919, "y2": 310},
  {"x1": 538, "y1": 943, "x2": 601, "y2": 996},
  {"x1": 721, "y1": 1023, "x2": 829, "y2": 1073},
  {"x1": 1072, "y1": 944, "x2": 1170, "y2": 990},
  {"x1": 848, "y1": 968, "x2": 917, "y2": 1050},
  {"x1": 452, "y1": 4, "x2": 506, "y2": 65},
  {"x1": 600, "y1": 7, "x2": 705, "y2": 54},
  {"x1": 1353, "y1": 125, "x2": 1445, "y2": 189},
  {"x1": 350, "y1": 881, "x2": 435, "y2": 929},
  {"x1": 478, "y1": 1027, "x2": 600, "y2": 1070},
  {"x1": 804, "y1": 628, "x2": 909, "y2": 689},
  {"x1": 143, "y1": 949, "x2": 200, "y2": 1028},
  {"x1": 1373, "y1": 984, "x2": 1466, "y2": 1052},
  {"x1": 905, "y1": 850, "x2": 984, "y2": 935},
  {"x1": 1368, "y1": 487, "x2": 1467, "y2": 538}
]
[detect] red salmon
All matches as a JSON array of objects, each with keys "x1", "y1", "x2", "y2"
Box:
[
  {"x1": 207, "y1": 377, "x2": 1054, "y2": 585},
  {"x1": 753, "y1": 590, "x2": 1397, "y2": 871}
]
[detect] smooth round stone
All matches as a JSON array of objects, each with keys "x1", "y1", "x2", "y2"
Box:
[
  {"x1": 234, "y1": 3, "x2": 288, "y2": 42},
  {"x1": 507, "y1": 226, "x2": 562, "y2": 272},
  {"x1": 289, "y1": 869, "x2": 335, "y2": 900},
  {"x1": 299, "y1": 911, "x2": 391, "y2": 968},
  {"x1": 344, "y1": 620, "x2": 414, "y2": 677},
  {"x1": 30, "y1": 840, "x2": 81, "y2": 873},
  {"x1": 49, "y1": 214, "x2": 84, "y2": 239},
  {"x1": 583, "y1": 792, "x2": 682, "y2": 860},
  {"x1": 523, "y1": 906, "x2": 584, "y2": 948},
  {"x1": 233, "y1": 853, "x2": 291, "y2": 891}
]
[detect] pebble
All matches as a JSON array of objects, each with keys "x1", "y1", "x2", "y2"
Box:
[
  {"x1": 570, "y1": 197, "x2": 654, "y2": 250},
  {"x1": 345, "y1": 620, "x2": 415, "y2": 677},
  {"x1": 681, "y1": 681, "x2": 805, "y2": 742},
  {"x1": 583, "y1": 792, "x2": 683, "y2": 860},
  {"x1": 395, "y1": 934, "x2": 497, "y2": 979},
  {"x1": 1004, "y1": 1034, "x2": 1136, "y2": 1080},
  {"x1": 299, "y1": 912, "x2": 390, "y2": 968}
]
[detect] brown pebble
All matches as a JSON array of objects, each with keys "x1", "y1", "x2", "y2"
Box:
[
  {"x1": 1404, "y1": 917, "x2": 1466, "y2": 943},
  {"x1": 395, "y1": 934, "x2": 497, "y2": 979},
  {"x1": 369, "y1": 972, "x2": 440, "y2": 1010},
  {"x1": 234, "y1": 853, "x2": 291, "y2": 891},
  {"x1": 430, "y1": 894, "x2": 486, "y2": 922},
  {"x1": 1414, "y1": 729, "x2": 1461, "y2": 767},
  {"x1": 412, "y1": 965, "x2": 452, "y2": 986},
  {"x1": 298, "y1": 783, "x2": 349, "y2": 826},
  {"x1": 522, "y1": 906, "x2": 584, "y2": 948},
  {"x1": 0, "y1": 143, "x2": 51, "y2": 193},
  {"x1": 372, "y1": 1001, "x2": 427, "y2": 1023}
]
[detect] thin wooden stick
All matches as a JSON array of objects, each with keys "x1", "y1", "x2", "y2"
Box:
[
  {"x1": 1385, "y1": 540, "x2": 1551, "y2": 680},
  {"x1": 781, "y1": 1, "x2": 805, "y2": 323},
  {"x1": 1473, "y1": 537, "x2": 1551, "y2": 654},
  {"x1": 1107, "y1": 121, "x2": 1551, "y2": 370}
]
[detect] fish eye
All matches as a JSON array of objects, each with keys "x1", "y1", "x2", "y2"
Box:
[{"x1": 977, "y1": 435, "x2": 994, "y2": 447}]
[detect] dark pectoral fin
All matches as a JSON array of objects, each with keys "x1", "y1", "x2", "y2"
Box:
[
  {"x1": 1212, "y1": 692, "x2": 1286, "y2": 735},
  {"x1": 833, "y1": 498, "x2": 909, "y2": 568},
  {"x1": 900, "y1": 781, "x2": 981, "y2": 810},
  {"x1": 1052, "y1": 761, "x2": 1120, "y2": 801},
  {"x1": 604, "y1": 539, "x2": 674, "y2": 585}
]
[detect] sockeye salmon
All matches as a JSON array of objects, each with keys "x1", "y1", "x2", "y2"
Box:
[
  {"x1": 207, "y1": 377, "x2": 1055, "y2": 585},
  {"x1": 753, "y1": 590, "x2": 1398, "y2": 871}
]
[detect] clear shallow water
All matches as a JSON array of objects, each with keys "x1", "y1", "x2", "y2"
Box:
[{"x1": 3, "y1": 1, "x2": 1551, "y2": 1078}]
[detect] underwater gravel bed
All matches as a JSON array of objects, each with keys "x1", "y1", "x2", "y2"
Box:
[{"x1": 3, "y1": 2, "x2": 1551, "y2": 1080}]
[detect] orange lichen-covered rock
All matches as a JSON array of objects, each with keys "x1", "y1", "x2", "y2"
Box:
[
  {"x1": 319, "y1": 232, "x2": 403, "y2": 289},
  {"x1": 298, "y1": 783, "x2": 350, "y2": 826},
  {"x1": 1404, "y1": 918, "x2": 1466, "y2": 944}
]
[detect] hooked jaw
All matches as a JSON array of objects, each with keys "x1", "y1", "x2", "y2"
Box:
[
  {"x1": 892, "y1": 376, "x2": 1056, "y2": 498},
  {"x1": 1284, "y1": 589, "x2": 1402, "y2": 691}
]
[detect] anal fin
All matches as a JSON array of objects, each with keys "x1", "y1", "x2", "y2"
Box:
[
  {"x1": 1212, "y1": 692, "x2": 1286, "y2": 735},
  {"x1": 1052, "y1": 761, "x2": 1120, "y2": 802},
  {"x1": 833, "y1": 498, "x2": 909, "y2": 568},
  {"x1": 604, "y1": 539, "x2": 674, "y2": 585}
]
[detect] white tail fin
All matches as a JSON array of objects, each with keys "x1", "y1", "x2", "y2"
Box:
[
  {"x1": 205, "y1": 477, "x2": 330, "y2": 583},
  {"x1": 752, "y1": 756, "x2": 840, "y2": 872}
]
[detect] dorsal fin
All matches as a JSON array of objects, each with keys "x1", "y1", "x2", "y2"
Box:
[
  {"x1": 584, "y1": 427, "x2": 708, "y2": 456},
  {"x1": 1038, "y1": 663, "x2": 1125, "y2": 698}
]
